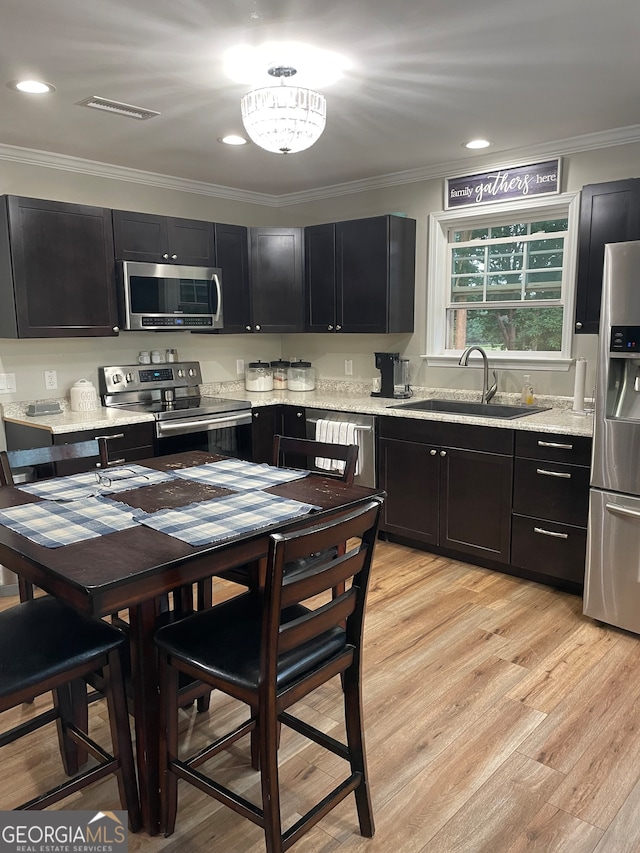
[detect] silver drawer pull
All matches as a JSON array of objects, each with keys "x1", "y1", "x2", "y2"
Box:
[
  {"x1": 536, "y1": 468, "x2": 571, "y2": 479},
  {"x1": 606, "y1": 503, "x2": 640, "y2": 520},
  {"x1": 537, "y1": 440, "x2": 573, "y2": 450},
  {"x1": 107, "y1": 458, "x2": 126, "y2": 467},
  {"x1": 94, "y1": 433, "x2": 125, "y2": 441},
  {"x1": 533, "y1": 527, "x2": 569, "y2": 539}
]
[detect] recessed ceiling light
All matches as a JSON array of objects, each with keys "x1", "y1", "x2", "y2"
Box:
[
  {"x1": 464, "y1": 138, "x2": 491, "y2": 150},
  {"x1": 218, "y1": 135, "x2": 248, "y2": 146},
  {"x1": 8, "y1": 79, "x2": 56, "y2": 94}
]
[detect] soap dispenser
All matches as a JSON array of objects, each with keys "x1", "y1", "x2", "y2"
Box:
[{"x1": 521, "y1": 375, "x2": 535, "y2": 405}]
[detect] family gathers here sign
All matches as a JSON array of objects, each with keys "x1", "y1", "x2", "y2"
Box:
[{"x1": 445, "y1": 159, "x2": 561, "y2": 209}]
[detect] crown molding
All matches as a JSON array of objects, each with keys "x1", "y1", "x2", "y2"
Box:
[
  {"x1": 0, "y1": 142, "x2": 280, "y2": 207},
  {"x1": 0, "y1": 124, "x2": 639, "y2": 209}
]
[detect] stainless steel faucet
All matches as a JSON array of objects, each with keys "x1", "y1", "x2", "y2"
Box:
[{"x1": 458, "y1": 346, "x2": 498, "y2": 404}]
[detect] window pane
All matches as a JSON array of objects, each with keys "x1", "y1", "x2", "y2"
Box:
[
  {"x1": 490, "y1": 223, "x2": 527, "y2": 238},
  {"x1": 525, "y1": 271, "x2": 562, "y2": 300},
  {"x1": 489, "y1": 242, "x2": 524, "y2": 272},
  {"x1": 451, "y1": 276, "x2": 484, "y2": 302},
  {"x1": 453, "y1": 227, "x2": 489, "y2": 242},
  {"x1": 447, "y1": 305, "x2": 564, "y2": 351},
  {"x1": 452, "y1": 246, "x2": 485, "y2": 275},
  {"x1": 530, "y1": 218, "x2": 568, "y2": 234},
  {"x1": 487, "y1": 273, "x2": 522, "y2": 301}
]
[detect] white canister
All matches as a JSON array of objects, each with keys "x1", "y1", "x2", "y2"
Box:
[
  {"x1": 287, "y1": 361, "x2": 316, "y2": 392},
  {"x1": 245, "y1": 362, "x2": 274, "y2": 392},
  {"x1": 70, "y1": 379, "x2": 99, "y2": 412}
]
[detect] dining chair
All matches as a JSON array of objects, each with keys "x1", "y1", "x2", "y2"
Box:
[
  {"x1": 0, "y1": 595, "x2": 141, "y2": 828},
  {"x1": 0, "y1": 438, "x2": 110, "y2": 602},
  {"x1": 154, "y1": 497, "x2": 382, "y2": 853}
]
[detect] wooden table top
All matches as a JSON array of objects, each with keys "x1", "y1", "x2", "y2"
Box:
[{"x1": 0, "y1": 451, "x2": 383, "y2": 614}]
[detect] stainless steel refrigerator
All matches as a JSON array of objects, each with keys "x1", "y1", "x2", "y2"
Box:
[{"x1": 584, "y1": 240, "x2": 640, "y2": 633}]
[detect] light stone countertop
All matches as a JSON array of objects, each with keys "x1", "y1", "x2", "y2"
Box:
[{"x1": 1, "y1": 381, "x2": 593, "y2": 438}]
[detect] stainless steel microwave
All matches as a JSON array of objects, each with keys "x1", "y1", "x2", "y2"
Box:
[{"x1": 117, "y1": 260, "x2": 223, "y2": 331}]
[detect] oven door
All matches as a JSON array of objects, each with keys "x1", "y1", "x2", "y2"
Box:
[{"x1": 154, "y1": 411, "x2": 253, "y2": 460}]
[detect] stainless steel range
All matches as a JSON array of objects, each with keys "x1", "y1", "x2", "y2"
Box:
[{"x1": 99, "y1": 362, "x2": 252, "y2": 458}]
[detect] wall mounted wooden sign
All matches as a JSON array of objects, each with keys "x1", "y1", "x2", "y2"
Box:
[{"x1": 445, "y1": 159, "x2": 561, "y2": 209}]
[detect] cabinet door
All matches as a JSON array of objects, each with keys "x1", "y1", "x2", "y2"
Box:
[
  {"x1": 214, "y1": 223, "x2": 251, "y2": 333},
  {"x1": 165, "y1": 217, "x2": 215, "y2": 265},
  {"x1": 281, "y1": 406, "x2": 306, "y2": 438},
  {"x1": 5, "y1": 197, "x2": 118, "y2": 338},
  {"x1": 53, "y1": 423, "x2": 155, "y2": 475},
  {"x1": 251, "y1": 406, "x2": 280, "y2": 463},
  {"x1": 440, "y1": 448, "x2": 512, "y2": 563},
  {"x1": 113, "y1": 210, "x2": 215, "y2": 265},
  {"x1": 336, "y1": 215, "x2": 415, "y2": 334},
  {"x1": 250, "y1": 227, "x2": 304, "y2": 333},
  {"x1": 575, "y1": 179, "x2": 640, "y2": 334},
  {"x1": 305, "y1": 223, "x2": 337, "y2": 332},
  {"x1": 378, "y1": 437, "x2": 440, "y2": 544}
]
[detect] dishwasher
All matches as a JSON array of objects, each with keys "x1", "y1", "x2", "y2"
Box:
[{"x1": 304, "y1": 408, "x2": 376, "y2": 488}]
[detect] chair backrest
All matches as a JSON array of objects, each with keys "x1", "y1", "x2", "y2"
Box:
[
  {"x1": 0, "y1": 438, "x2": 109, "y2": 486},
  {"x1": 272, "y1": 435, "x2": 359, "y2": 485},
  {"x1": 260, "y1": 498, "x2": 382, "y2": 694}
]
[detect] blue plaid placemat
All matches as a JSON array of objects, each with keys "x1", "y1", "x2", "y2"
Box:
[
  {"x1": 172, "y1": 458, "x2": 310, "y2": 492},
  {"x1": 135, "y1": 490, "x2": 321, "y2": 547},
  {"x1": 17, "y1": 465, "x2": 177, "y2": 502},
  {"x1": 0, "y1": 497, "x2": 139, "y2": 548}
]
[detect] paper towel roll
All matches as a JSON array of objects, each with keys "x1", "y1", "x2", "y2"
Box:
[{"x1": 572, "y1": 358, "x2": 587, "y2": 414}]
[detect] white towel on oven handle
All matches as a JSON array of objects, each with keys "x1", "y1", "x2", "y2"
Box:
[{"x1": 314, "y1": 419, "x2": 360, "y2": 476}]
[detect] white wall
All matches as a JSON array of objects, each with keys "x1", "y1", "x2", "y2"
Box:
[{"x1": 1, "y1": 140, "x2": 639, "y2": 430}]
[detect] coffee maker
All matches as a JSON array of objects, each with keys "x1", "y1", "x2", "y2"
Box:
[{"x1": 371, "y1": 352, "x2": 412, "y2": 399}]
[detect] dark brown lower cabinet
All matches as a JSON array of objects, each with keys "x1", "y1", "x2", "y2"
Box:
[
  {"x1": 251, "y1": 404, "x2": 307, "y2": 464},
  {"x1": 378, "y1": 417, "x2": 513, "y2": 565},
  {"x1": 510, "y1": 431, "x2": 592, "y2": 587}
]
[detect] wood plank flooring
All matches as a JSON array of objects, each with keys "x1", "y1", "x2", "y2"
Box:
[{"x1": 2, "y1": 539, "x2": 640, "y2": 852}]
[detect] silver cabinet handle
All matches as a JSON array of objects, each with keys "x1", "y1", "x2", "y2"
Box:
[
  {"x1": 94, "y1": 433, "x2": 125, "y2": 441},
  {"x1": 296, "y1": 411, "x2": 303, "y2": 418},
  {"x1": 107, "y1": 458, "x2": 126, "y2": 467},
  {"x1": 538, "y1": 441, "x2": 573, "y2": 450},
  {"x1": 576, "y1": 322, "x2": 583, "y2": 330},
  {"x1": 440, "y1": 450, "x2": 447, "y2": 457},
  {"x1": 162, "y1": 253, "x2": 169, "y2": 259},
  {"x1": 534, "y1": 527, "x2": 568, "y2": 539},
  {"x1": 245, "y1": 325, "x2": 252, "y2": 331},
  {"x1": 171, "y1": 254, "x2": 177, "y2": 260},
  {"x1": 606, "y1": 502, "x2": 640, "y2": 520},
  {"x1": 112, "y1": 326, "x2": 119, "y2": 333},
  {"x1": 536, "y1": 468, "x2": 571, "y2": 479},
  {"x1": 328, "y1": 325, "x2": 333, "y2": 330},
  {"x1": 336, "y1": 325, "x2": 342, "y2": 330},
  {"x1": 430, "y1": 449, "x2": 437, "y2": 455},
  {"x1": 255, "y1": 324, "x2": 261, "y2": 331}
]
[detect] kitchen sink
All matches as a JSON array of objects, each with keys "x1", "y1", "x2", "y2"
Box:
[{"x1": 387, "y1": 398, "x2": 551, "y2": 419}]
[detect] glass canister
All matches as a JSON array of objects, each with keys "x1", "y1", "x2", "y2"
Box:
[
  {"x1": 287, "y1": 360, "x2": 316, "y2": 392},
  {"x1": 270, "y1": 360, "x2": 291, "y2": 390},
  {"x1": 245, "y1": 361, "x2": 274, "y2": 392}
]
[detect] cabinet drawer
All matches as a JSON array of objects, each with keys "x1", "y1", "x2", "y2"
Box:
[
  {"x1": 513, "y1": 457, "x2": 590, "y2": 527},
  {"x1": 53, "y1": 422, "x2": 155, "y2": 453},
  {"x1": 515, "y1": 431, "x2": 592, "y2": 466},
  {"x1": 511, "y1": 514, "x2": 587, "y2": 585}
]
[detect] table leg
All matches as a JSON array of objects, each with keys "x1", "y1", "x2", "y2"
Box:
[{"x1": 128, "y1": 599, "x2": 161, "y2": 835}]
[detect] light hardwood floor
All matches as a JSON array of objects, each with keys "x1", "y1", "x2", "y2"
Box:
[{"x1": 2, "y1": 539, "x2": 640, "y2": 853}]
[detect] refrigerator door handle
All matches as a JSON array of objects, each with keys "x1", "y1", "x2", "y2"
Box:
[
  {"x1": 605, "y1": 502, "x2": 640, "y2": 520},
  {"x1": 536, "y1": 468, "x2": 571, "y2": 479}
]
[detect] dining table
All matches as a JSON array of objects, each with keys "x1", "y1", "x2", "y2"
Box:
[{"x1": 0, "y1": 450, "x2": 384, "y2": 833}]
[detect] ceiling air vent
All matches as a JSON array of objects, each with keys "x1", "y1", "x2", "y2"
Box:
[{"x1": 76, "y1": 96, "x2": 160, "y2": 120}]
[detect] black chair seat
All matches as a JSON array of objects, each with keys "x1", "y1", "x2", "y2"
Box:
[
  {"x1": 155, "y1": 591, "x2": 347, "y2": 692},
  {"x1": 0, "y1": 597, "x2": 125, "y2": 701}
]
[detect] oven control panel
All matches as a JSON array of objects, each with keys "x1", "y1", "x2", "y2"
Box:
[{"x1": 99, "y1": 362, "x2": 202, "y2": 394}]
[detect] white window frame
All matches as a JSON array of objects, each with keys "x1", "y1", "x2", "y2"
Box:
[{"x1": 424, "y1": 191, "x2": 580, "y2": 371}]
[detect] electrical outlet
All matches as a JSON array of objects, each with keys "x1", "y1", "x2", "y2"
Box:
[
  {"x1": 236, "y1": 359, "x2": 245, "y2": 375},
  {"x1": 44, "y1": 369, "x2": 58, "y2": 390},
  {"x1": 344, "y1": 359, "x2": 353, "y2": 376}
]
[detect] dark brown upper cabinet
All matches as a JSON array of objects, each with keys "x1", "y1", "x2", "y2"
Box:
[
  {"x1": 212, "y1": 222, "x2": 251, "y2": 334},
  {"x1": 0, "y1": 196, "x2": 119, "y2": 338},
  {"x1": 575, "y1": 178, "x2": 640, "y2": 334},
  {"x1": 249, "y1": 226, "x2": 304, "y2": 333},
  {"x1": 305, "y1": 214, "x2": 416, "y2": 334},
  {"x1": 112, "y1": 210, "x2": 215, "y2": 266}
]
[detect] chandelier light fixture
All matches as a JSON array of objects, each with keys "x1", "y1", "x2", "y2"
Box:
[{"x1": 241, "y1": 66, "x2": 326, "y2": 155}]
